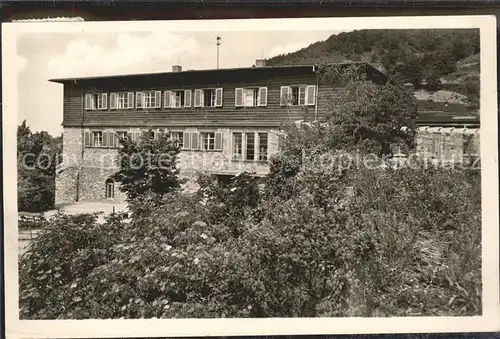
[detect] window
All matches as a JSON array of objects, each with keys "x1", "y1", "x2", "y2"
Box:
[
  {"x1": 110, "y1": 92, "x2": 134, "y2": 109},
  {"x1": 232, "y1": 133, "x2": 243, "y2": 160},
  {"x1": 258, "y1": 133, "x2": 268, "y2": 161},
  {"x1": 194, "y1": 88, "x2": 223, "y2": 107},
  {"x1": 203, "y1": 89, "x2": 216, "y2": 107},
  {"x1": 117, "y1": 93, "x2": 126, "y2": 109},
  {"x1": 85, "y1": 93, "x2": 108, "y2": 110},
  {"x1": 201, "y1": 132, "x2": 216, "y2": 150},
  {"x1": 144, "y1": 92, "x2": 154, "y2": 108},
  {"x1": 117, "y1": 131, "x2": 128, "y2": 141},
  {"x1": 137, "y1": 91, "x2": 161, "y2": 109},
  {"x1": 235, "y1": 87, "x2": 268, "y2": 107},
  {"x1": 170, "y1": 132, "x2": 184, "y2": 149},
  {"x1": 246, "y1": 133, "x2": 255, "y2": 161},
  {"x1": 173, "y1": 91, "x2": 185, "y2": 108},
  {"x1": 245, "y1": 89, "x2": 258, "y2": 106},
  {"x1": 182, "y1": 132, "x2": 222, "y2": 151},
  {"x1": 92, "y1": 131, "x2": 103, "y2": 147},
  {"x1": 280, "y1": 85, "x2": 316, "y2": 106},
  {"x1": 105, "y1": 178, "x2": 115, "y2": 199},
  {"x1": 432, "y1": 133, "x2": 442, "y2": 159},
  {"x1": 463, "y1": 133, "x2": 480, "y2": 166},
  {"x1": 232, "y1": 132, "x2": 268, "y2": 161}
]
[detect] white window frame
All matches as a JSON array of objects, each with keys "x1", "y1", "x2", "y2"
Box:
[
  {"x1": 257, "y1": 132, "x2": 269, "y2": 161},
  {"x1": 202, "y1": 89, "x2": 217, "y2": 107},
  {"x1": 111, "y1": 92, "x2": 132, "y2": 110},
  {"x1": 201, "y1": 132, "x2": 216, "y2": 150},
  {"x1": 170, "y1": 131, "x2": 184, "y2": 149},
  {"x1": 232, "y1": 132, "x2": 244, "y2": 160},
  {"x1": 143, "y1": 91, "x2": 155, "y2": 109},
  {"x1": 235, "y1": 87, "x2": 268, "y2": 107},
  {"x1": 86, "y1": 93, "x2": 108, "y2": 110},
  {"x1": 280, "y1": 85, "x2": 316, "y2": 107},
  {"x1": 91, "y1": 131, "x2": 103, "y2": 147},
  {"x1": 231, "y1": 132, "x2": 269, "y2": 162},
  {"x1": 172, "y1": 90, "x2": 185, "y2": 108}
]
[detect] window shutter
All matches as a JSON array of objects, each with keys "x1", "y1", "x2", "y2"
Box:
[
  {"x1": 85, "y1": 94, "x2": 92, "y2": 110},
  {"x1": 84, "y1": 131, "x2": 91, "y2": 147},
  {"x1": 258, "y1": 87, "x2": 268, "y2": 106},
  {"x1": 194, "y1": 89, "x2": 202, "y2": 107},
  {"x1": 215, "y1": 88, "x2": 223, "y2": 107},
  {"x1": 280, "y1": 86, "x2": 289, "y2": 106},
  {"x1": 101, "y1": 93, "x2": 108, "y2": 109},
  {"x1": 235, "y1": 88, "x2": 244, "y2": 107},
  {"x1": 183, "y1": 132, "x2": 191, "y2": 150},
  {"x1": 191, "y1": 132, "x2": 200, "y2": 150},
  {"x1": 215, "y1": 132, "x2": 223, "y2": 151},
  {"x1": 164, "y1": 91, "x2": 171, "y2": 108},
  {"x1": 306, "y1": 85, "x2": 316, "y2": 106},
  {"x1": 110, "y1": 93, "x2": 117, "y2": 109},
  {"x1": 136, "y1": 92, "x2": 143, "y2": 108},
  {"x1": 102, "y1": 131, "x2": 109, "y2": 147},
  {"x1": 111, "y1": 132, "x2": 118, "y2": 148},
  {"x1": 155, "y1": 91, "x2": 162, "y2": 108},
  {"x1": 184, "y1": 90, "x2": 192, "y2": 107},
  {"x1": 127, "y1": 92, "x2": 135, "y2": 109}
]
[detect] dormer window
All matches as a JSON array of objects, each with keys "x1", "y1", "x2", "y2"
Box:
[
  {"x1": 280, "y1": 85, "x2": 316, "y2": 106},
  {"x1": 194, "y1": 88, "x2": 223, "y2": 107},
  {"x1": 85, "y1": 93, "x2": 108, "y2": 110},
  {"x1": 235, "y1": 87, "x2": 268, "y2": 107}
]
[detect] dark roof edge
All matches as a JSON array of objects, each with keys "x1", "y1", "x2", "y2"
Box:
[{"x1": 48, "y1": 61, "x2": 375, "y2": 84}]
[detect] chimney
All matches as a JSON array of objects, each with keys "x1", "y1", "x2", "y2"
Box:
[
  {"x1": 172, "y1": 65, "x2": 182, "y2": 72},
  {"x1": 255, "y1": 59, "x2": 266, "y2": 68}
]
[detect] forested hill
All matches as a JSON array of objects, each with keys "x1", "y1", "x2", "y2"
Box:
[{"x1": 266, "y1": 29, "x2": 480, "y2": 105}]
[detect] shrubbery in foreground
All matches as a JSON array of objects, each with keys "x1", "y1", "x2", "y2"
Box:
[
  {"x1": 19, "y1": 75, "x2": 481, "y2": 318},
  {"x1": 20, "y1": 165, "x2": 481, "y2": 319}
]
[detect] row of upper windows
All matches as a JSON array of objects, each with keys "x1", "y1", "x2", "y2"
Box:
[
  {"x1": 84, "y1": 85, "x2": 317, "y2": 111},
  {"x1": 83, "y1": 129, "x2": 281, "y2": 162}
]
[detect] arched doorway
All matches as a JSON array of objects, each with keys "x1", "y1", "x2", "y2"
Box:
[{"x1": 105, "y1": 178, "x2": 115, "y2": 199}]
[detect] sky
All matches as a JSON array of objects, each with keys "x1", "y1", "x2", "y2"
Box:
[{"x1": 16, "y1": 29, "x2": 344, "y2": 136}]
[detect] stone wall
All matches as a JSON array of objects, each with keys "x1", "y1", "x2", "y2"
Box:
[
  {"x1": 56, "y1": 127, "x2": 281, "y2": 205},
  {"x1": 415, "y1": 127, "x2": 480, "y2": 164},
  {"x1": 57, "y1": 126, "x2": 480, "y2": 206}
]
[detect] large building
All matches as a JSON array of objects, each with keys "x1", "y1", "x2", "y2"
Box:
[
  {"x1": 414, "y1": 99, "x2": 480, "y2": 166},
  {"x1": 50, "y1": 61, "x2": 479, "y2": 205}
]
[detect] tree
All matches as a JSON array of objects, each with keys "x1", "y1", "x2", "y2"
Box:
[
  {"x1": 17, "y1": 121, "x2": 61, "y2": 212},
  {"x1": 112, "y1": 130, "x2": 181, "y2": 202}
]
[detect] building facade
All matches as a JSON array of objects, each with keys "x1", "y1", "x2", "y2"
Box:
[
  {"x1": 52, "y1": 61, "x2": 387, "y2": 205},
  {"x1": 51, "y1": 61, "x2": 479, "y2": 206},
  {"x1": 414, "y1": 106, "x2": 480, "y2": 166}
]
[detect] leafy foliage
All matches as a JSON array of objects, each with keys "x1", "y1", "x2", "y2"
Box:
[
  {"x1": 17, "y1": 121, "x2": 62, "y2": 212},
  {"x1": 19, "y1": 69, "x2": 481, "y2": 319},
  {"x1": 112, "y1": 130, "x2": 181, "y2": 202}
]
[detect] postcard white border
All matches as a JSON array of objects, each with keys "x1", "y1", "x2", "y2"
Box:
[{"x1": 3, "y1": 15, "x2": 499, "y2": 338}]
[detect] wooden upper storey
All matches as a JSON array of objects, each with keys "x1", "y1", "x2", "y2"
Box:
[{"x1": 50, "y1": 63, "x2": 386, "y2": 128}]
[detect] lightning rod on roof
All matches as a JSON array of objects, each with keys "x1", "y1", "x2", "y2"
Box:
[{"x1": 216, "y1": 36, "x2": 222, "y2": 69}]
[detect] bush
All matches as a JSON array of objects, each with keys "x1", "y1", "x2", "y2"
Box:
[
  {"x1": 19, "y1": 74, "x2": 481, "y2": 319},
  {"x1": 19, "y1": 164, "x2": 481, "y2": 318},
  {"x1": 19, "y1": 212, "x2": 126, "y2": 319}
]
